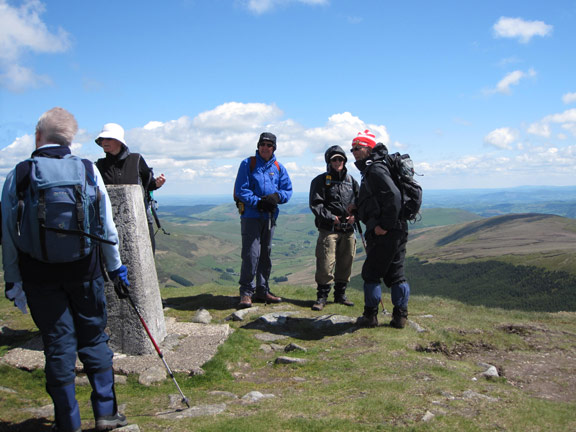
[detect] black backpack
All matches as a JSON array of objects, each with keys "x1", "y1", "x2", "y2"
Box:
[{"x1": 384, "y1": 152, "x2": 423, "y2": 222}]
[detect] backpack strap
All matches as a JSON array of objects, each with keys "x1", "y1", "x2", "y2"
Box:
[{"x1": 15, "y1": 160, "x2": 33, "y2": 236}]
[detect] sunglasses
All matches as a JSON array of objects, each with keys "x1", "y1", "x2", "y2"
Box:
[
  {"x1": 258, "y1": 142, "x2": 274, "y2": 148},
  {"x1": 331, "y1": 157, "x2": 345, "y2": 162},
  {"x1": 351, "y1": 146, "x2": 364, "y2": 152}
]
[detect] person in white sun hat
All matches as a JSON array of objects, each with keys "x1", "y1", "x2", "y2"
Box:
[{"x1": 95, "y1": 123, "x2": 166, "y2": 253}]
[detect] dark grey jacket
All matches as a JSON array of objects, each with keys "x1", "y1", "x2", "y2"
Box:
[{"x1": 355, "y1": 143, "x2": 406, "y2": 234}]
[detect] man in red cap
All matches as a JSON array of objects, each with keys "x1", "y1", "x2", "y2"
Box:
[{"x1": 349, "y1": 130, "x2": 411, "y2": 328}]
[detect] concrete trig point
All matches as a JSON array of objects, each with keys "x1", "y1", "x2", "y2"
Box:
[{"x1": 105, "y1": 185, "x2": 167, "y2": 355}]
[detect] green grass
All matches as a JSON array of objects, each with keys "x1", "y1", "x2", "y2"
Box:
[{"x1": 2, "y1": 283, "x2": 575, "y2": 431}]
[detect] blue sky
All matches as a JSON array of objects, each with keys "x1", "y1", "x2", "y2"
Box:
[{"x1": 1, "y1": 0, "x2": 575, "y2": 196}]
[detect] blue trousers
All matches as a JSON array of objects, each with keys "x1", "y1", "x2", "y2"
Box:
[
  {"x1": 24, "y1": 276, "x2": 113, "y2": 386},
  {"x1": 239, "y1": 217, "x2": 275, "y2": 297}
]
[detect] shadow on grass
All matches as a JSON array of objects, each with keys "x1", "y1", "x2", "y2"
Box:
[
  {"x1": 0, "y1": 328, "x2": 40, "y2": 352},
  {"x1": 163, "y1": 293, "x2": 237, "y2": 311},
  {"x1": 0, "y1": 418, "x2": 52, "y2": 432},
  {"x1": 241, "y1": 314, "x2": 358, "y2": 341}
]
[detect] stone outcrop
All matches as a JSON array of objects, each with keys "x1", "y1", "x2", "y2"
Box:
[{"x1": 104, "y1": 185, "x2": 167, "y2": 355}]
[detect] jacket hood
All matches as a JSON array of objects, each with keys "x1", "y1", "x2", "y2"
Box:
[{"x1": 324, "y1": 145, "x2": 347, "y2": 164}]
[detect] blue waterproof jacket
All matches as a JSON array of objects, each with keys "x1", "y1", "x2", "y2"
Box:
[{"x1": 234, "y1": 151, "x2": 293, "y2": 219}]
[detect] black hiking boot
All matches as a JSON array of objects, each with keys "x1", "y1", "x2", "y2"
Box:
[
  {"x1": 356, "y1": 306, "x2": 379, "y2": 328},
  {"x1": 334, "y1": 283, "x2": 354, "y2": 306},
  {"x1": 312, "y1": 297, "x2": 327, "y2": 311},
  {"x1": 95, "y1": 412, "x2": 127, "y2": 431},
  {"x1": 390, "y1": 306, "x2": 408, "y2": 329}
]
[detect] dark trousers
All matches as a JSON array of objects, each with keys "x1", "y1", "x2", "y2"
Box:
[
  {"x1": 24, "y1": 276, "x2": 113, "y2": 386},
  {"x1": 239, "y1": 217, "x2": 275, "y2": 297},
  {"x1": 361, "y1": 229, "x2": 408, "y2": 287}
]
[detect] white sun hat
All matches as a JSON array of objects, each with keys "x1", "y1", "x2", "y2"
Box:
[{"x1": 95, "y1": 123, "x2": 127, "y2": 146}]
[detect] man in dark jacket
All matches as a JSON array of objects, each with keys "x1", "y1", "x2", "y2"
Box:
[
  {"x1": 309, "y1": 145, "x2": 359, "y2": 311},
  {"x1": 350, "y1": 130, "x2": 411, "y2": 328},
  {"x1": 95, "y1": 123, "x2": 166, "y2": 253}
]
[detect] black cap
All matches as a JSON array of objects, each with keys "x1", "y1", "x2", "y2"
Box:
[{"x1": 258, "y1": 132, "x2": 277, "y2": 149}]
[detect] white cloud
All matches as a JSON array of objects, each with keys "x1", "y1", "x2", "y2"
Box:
[
  {"x1": 527, "y1": 122, "x2": 550, "y2": 138},
  {"x1": 488, "y1": 68, "x2": 536, "y2": 94},
  {"x1": 562, "y1": 92, "x2": 576, "y2": 105},
  {"x1": 242, "y1": 0, "x2": 328, "y2": 14},
  {"x1": 484, "y1": 127, "x2": 517, "y2": 149},
  {"x1": 493, "y1": 17, "x2": 552, "y2": 43},
  {"x1": 0, "y1": 0, "x2": 71, "y2": 91},
  {"x1": 528, "y1": 108, "x2": 576, "y2": 139}
]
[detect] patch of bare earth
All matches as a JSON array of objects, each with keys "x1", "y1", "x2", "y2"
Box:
[{"x1": 417, "y1": 323, "x2": 576, "y2": 403}]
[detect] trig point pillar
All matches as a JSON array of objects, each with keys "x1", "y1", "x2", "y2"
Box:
[{"x1": 104, "y1": 185, "x2": 167, "y2": 355}]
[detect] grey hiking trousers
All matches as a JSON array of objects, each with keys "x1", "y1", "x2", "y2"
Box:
[{"x1": 239, "y1": 217, "x2": 275, "y2": 297}]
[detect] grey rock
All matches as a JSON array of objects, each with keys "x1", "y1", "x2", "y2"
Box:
[
  {"x1": 192, "y1": 308, "x2": 212, "y2": 324},
  {"x1": 138, "y1": 365, "x2": 166, "y2": 386},
  {"x1": 254, "y1": 333, "x2": 289, "y2": 342},
  {"x1": 241, "y1": 391, "x2": 275, "y2": 403},
  {"x1": 259, "y1": 312, "x2": 300, "y2": 325},
  {"x1": 226, "y1": 307, "x2": 260, "y2": 321},
  {"x1": 422, "y1": 410, "x2": 435, "y2": 422},
  {"x1": 260, "y1": 343, "x2": 285, "y2": 353},
  {"x1": 275, "y1": 356, "x2": 308, "y2": 365},
  {"x1": 481, "y1": 366, "x2": 499, "y2": 378},
  {"x1": 116, "y1": 426, "x2": 141, "y2": 432},
  {"x1": 285, "y1": 343, "x2": 307, "y2": 352},
  {"x1": 0, "y1": 386, "x2": 17, "y2": 394},
  {"x1": 310, "y1": 314, "x2": 356, "y2": 329},
  {"x1": 408, "y1": 320, "x2": 427, "y2": 333},
  {"x1": 157, "y1": 403, "x2": 227, "y2": 419},
  {"x1": 462, "y1": 390, "x2": 499, "y2": 402}
]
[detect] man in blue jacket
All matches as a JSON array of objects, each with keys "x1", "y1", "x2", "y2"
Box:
[
  {"x1": 2, "y1": 107, "x2": 130, "y2": 431},
  {"x1": 234, "y1": 132, "x2": 293, "y2": 308}
]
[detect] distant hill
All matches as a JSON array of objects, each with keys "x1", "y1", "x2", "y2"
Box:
[
  {"x1": 151, "y1": 199, "x2": 576, "y2": 311},
  {"x1": 408, "y1": 213, "x2": 576, "y2": 275}
]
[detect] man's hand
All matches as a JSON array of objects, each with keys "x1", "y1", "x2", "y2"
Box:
[
  {"x1": 262, "y1": 193, "x2": 280, "y2": 205},
  {"x1": 258, "y1": 193, "x2": 280, "y2": 212},
  {"x1": 5, "y1": 282, "x2": 28, "y2": 314},
  {"x1": 155, "y1": 174, "x2": 166, "y2": 188},
  {"x1": 374, "y1": 226, "x2": 388, "y2": 236},
  {"x1": 108, "y1": 265, "x2": 131, "y2": 299}
]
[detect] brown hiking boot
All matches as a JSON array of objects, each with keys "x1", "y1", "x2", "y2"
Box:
[
  {"x1": 238, "y1": 295, "x2": 252, "y2": 309},
  {"x1": 389, "y1": 307, "x2": 408, "y2": 329},
  {"x1": 356, "y1": 314, "x2": 378, "y2": 328},
  {"x1": 311, "y1": 297, "x2": 327, "y2": 311},
  {"x1": 253, "y1": 292, "x2": 282, "y2": 304},
  {"x1": 356, "y1": 306, "x2": 379, "y2": 328}
]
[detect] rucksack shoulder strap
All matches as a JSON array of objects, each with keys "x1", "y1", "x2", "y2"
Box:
[
  {"x1": 81, "y1": 159, "x2": 96, "y2": 186},
  {"x1": 15, "y1": 160, "x2": 33, "y2": 198}
]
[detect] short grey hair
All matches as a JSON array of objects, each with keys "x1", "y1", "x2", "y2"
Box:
[{"x1": 35, "y1": 107, "x2": 78, "y2": 147}]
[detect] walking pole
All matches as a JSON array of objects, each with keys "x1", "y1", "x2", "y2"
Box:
[{"x1": 113, "y1": 278, "x2": 191, "y2": 409}]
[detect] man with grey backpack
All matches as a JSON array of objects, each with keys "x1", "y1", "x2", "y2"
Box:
[{"x1": 2, "y1": 107, "x2": 130, "y2": 431}]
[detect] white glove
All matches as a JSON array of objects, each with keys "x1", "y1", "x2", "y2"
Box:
[{"x1": 5, "y1": 282, "x2": 28, "y2": 314}]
